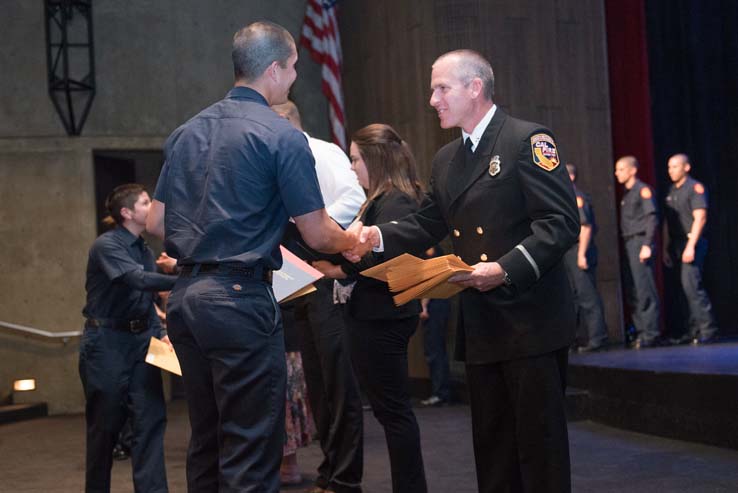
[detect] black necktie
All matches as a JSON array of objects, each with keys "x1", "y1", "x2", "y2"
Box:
[{"x1": 465, "y1": 137, "x2": 474, "y2": 156}]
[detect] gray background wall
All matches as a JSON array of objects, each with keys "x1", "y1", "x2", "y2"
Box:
[{"x1": 0, "y1": 0, "x2": 329, "y2": 414}]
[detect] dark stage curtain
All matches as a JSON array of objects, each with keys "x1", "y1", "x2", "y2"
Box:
[
  {"x1": 605, "y1": 0, "x2": 665, "y2": 337},
  {"x1": 645, "y1": 0, "x2": 738, "y2": 336}
]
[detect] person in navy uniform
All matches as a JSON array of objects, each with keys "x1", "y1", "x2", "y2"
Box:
[
  {"x1": 80, "y1": 183, "x2": 176, "y2": 493},
  {"x1": 663, "y1": 153, "x2": 718, "y2": 344},
  {"x1": 563, "y1": 163, "x2": 609, "y2": 352},
  {"x1": 614, "y1": 155, "x2": 661, "y2": 348},
  {"x1": 419, "y1": 245, "x2": 452, "y2": 406},
  {"x1": 346, "y1": 50, "x2": 579, "y2": 493},
  {"x1": 146, "y1": 22, "x2": 358, "y2": 493}
]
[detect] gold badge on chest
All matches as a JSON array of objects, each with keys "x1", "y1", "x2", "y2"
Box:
[{"x1": 488, "y1": 155, "x2": 501, "y2": 177}]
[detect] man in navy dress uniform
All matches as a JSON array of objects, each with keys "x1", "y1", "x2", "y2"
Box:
[{"x1": 346, "y1": 49, "x2": 579, "y2": 493}]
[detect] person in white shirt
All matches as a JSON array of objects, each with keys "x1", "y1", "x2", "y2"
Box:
[{"x1": 273, "y1": 101, "x2": 366, "y2": 493}]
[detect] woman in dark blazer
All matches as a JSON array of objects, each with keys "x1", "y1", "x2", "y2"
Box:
[{"x1": 313, "y1": 124, "x2": 428, "y2": 493}]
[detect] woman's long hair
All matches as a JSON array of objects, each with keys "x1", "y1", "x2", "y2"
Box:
[{"x1": 351, "y1": 124, "x2": 424, "y2": 209}]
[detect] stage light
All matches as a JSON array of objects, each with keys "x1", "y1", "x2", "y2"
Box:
[{"x1": 13, "y1": 379, "x2": 36, "y2": 392}]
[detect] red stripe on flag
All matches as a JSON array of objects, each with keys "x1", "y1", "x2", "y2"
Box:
[{"x1": 300, "y1": 0, "x2": 346, "y2": 150}]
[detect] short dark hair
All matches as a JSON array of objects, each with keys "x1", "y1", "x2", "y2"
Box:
[
  {"x1": 102, "y1": 183, "x2": 146, "y2": 228},
  {"x1": 436, "y1": 49, "x2": 495, "y2": 100},
  {"x1": 619, "y1": 155, "x2": 639, "y2": 169},
  {"x1": 232, "y1": 21, "x2": 295, "y2": 82}
]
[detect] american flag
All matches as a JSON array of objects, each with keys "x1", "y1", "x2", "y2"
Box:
[{"x1": 301, "y1": 0, "x2": 346, "y2": 150}]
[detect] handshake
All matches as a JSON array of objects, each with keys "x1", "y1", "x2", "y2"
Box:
[{"x1": 342, "y1": 222, "x2": 382, "y2": 263}]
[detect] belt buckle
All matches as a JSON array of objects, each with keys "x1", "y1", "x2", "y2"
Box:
[{"x1": 128, "y1": 320, "x2": 145, "y2": 333}]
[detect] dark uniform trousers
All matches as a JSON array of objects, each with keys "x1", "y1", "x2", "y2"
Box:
[
  {"x1": 166, "y1": 271, "x2": 285, "y2": 493},
  {"x1": 379, "y1": 109, "x2": 579, "y2": 493},
  {"x1": 79, "y1": 324, "x2": 167, "y2": 493},
  {"x1": 623, "y1": 236, "x2": 660, "y2": 342},
  {"x1": 466, "y1": 347, "x2": 570, "y2": 493},
  {"x1": 293, "y1": 278, "x2": 364, "y2": 493},
  {"x1": 562, "y1": 248, "x2": 608, "y2": 347},
  {"x1": 669, "y1": 238, "x2": 717, "y2": 339},
  {"x1": 421, "y1": 298, "x2": 451, "y2": 401},
  {"x1": 345, "y1": 313, "x2": 427, "y2": 493}
]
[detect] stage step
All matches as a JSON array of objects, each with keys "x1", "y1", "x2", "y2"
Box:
[
  {"x1": 0, "y1": 403, "x2": 48, "y2": 425},
  {"x1": 568, "y1": 344, "x2": 738, "y2": 450}
]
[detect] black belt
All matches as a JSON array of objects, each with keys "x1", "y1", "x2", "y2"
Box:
[
  {"x1": 86, "y1": 317, "x2": 149, "y2": 333},
  {"x1": 623, "y1": 232, "x2": 646, "y2": 240},
  {"x1": 180, "y1": 263, "x2": 272, "y2": 283}
]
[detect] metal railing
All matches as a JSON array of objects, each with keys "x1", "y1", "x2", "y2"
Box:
[{"x1": 0, "y1": 320, "x2": 82, "y2": 343}]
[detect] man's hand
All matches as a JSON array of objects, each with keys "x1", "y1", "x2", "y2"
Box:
[
  {"x1": 681, "y1": 244, "x2": 695, "y2": 264},
  {"x1": 343, "y1": 225, "x2": 380, "y2": 263},
  {"x1": 639, "y1": 245, "x2": 652, "y2": 263},
  {"x1": 663, "y1": 250, "x2": 673, "y2": 268},
  {"x1": 448, "y1": 262, "x2": 506, "y2": 292},
  {"x1": 160, "y1": 335, "x2": 174, "y2": 351},
  {"x1": 156, "y1": 252, "x2": 178, "y2": 274},
  {"x1": 577, "y1": 254, "x2": 589, "y2": 270},
  {"x1": 311, "y1": 260, "x2": 347, "y2": 280}
]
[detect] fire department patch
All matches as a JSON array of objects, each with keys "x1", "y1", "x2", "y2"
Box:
[
  {"x1": 530, "y1": 134, "x2": 560, "y2": 171},
  {"x1": 694, "y1": 183, "x2": 705, "y2": 194},
  {"x1": 640, "y1": 187, "x2": 652, "y2": 199},
  {"x1": 576, "y1": 196, "x2": 584, "y2": 208}
]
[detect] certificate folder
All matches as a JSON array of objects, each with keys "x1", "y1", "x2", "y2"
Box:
[
  {"x1": 273, "y1": 246, "x2": 324, "y2": 303},
  {"x1": 145, "y1": 337, "x2": 182, "y2": 376},
  {"x1": 361, "y1": 254, "x2": 473, "y2": 306}
]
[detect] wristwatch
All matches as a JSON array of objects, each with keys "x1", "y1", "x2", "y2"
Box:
[{"x1": 503, "y1": 270, "x2": 513, "y2": 286}]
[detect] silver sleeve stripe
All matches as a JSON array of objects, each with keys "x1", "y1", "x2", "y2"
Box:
[{"x1": 515, "y1": 244, "x2": 540, "y2": 280}]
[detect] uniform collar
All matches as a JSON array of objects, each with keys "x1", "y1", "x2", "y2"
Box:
[
  {"x1": 226, "y1": 86, "x2": 269, "y2": 106},
  {"x1": 114, "y1": 226, "x2": 143, "y2": 247},
  {"x1": 462, "y1": 104, "x2": 497, "y2": 152}
]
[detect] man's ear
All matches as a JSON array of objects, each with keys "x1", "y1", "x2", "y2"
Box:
[
  {"x1": 268, "y1": 60, "x2": 279, "y2": 81},
  {"x1": 470, "y1": 77, "x2": 484, "y2": 99},
  {"x1": 119, "y1": 207, "x2": 133, "y2": 221}
]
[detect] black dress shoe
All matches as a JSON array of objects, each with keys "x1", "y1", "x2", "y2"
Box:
[
  {"x1": 631, "y1": 338, "x2": 661, "y2": 349},
  {"x1": 112, "y1": 443, "x2": 130, "y2": 461},
  {"x1": 577, "y1": 344, "x2": 605, "y2": 353},
  {"x1": 692, "y1": 335, "x2": 717, "y2": 345}
]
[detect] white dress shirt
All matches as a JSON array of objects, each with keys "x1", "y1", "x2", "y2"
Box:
[
  {"x1": 306, "y1": 133, "x2": 366, "y2": 229},
  {"x1": 461, "y1": 104, "x2": 497, "y2": 152}
]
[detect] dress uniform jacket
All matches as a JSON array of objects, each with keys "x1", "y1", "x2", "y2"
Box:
[{"x1": 379, "y1": 108, "x2": 579, "y2": 364}]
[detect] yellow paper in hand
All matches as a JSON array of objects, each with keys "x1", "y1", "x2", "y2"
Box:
[{"x1": 145, "y1": 337, "x2": 182, "y2": 376}]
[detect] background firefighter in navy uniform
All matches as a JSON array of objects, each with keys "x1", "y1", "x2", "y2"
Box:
[
  {"x1": 663, "y1": 153, "x2": 718, "y2": 344},
  {"x1": 146, "y1": 22, "x2": 358, "y2": 493},
  {"x1": 614, "y1": 156, "x2": 661, "y2": 348},
  {"x1": 563, "y1": 163, "x2": 609, "y2": 352},
  {"x1": 354, "y1": 50, "x2": 580, "y2": 493},
  {"x1": 80, "y1": 183, "x2": 175, "y2": 493}
]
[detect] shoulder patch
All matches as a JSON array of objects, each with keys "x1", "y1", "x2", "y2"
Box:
[
  {"x1": 576, "y1": 196, "x2": 584, "y2": 208},
  {"x1": 530, "y1": 134, "x2": 560, "y2": 171},
  {"x1": 694, "y1": 183, "x2": 705, "y2": 194},
  {"x1": 640, "y1": 187, "x2": 652, "y2": 199}
]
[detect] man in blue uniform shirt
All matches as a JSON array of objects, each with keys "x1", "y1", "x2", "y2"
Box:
[
  {"x1": 614, "y1": 155, "x2": 661, "y2": 348},
  {"x1": 81, "y1": 183, "x2": 176, "y2": 493},
  {"x1": 147, "y1": 21, "x2": 358, "y2": 493},
  {"x1": 563, "y1": 163, "x2": 609, "y2": 352},
  {"x1": 663, "y1": 153, "x2": 718, "y2": 344}
]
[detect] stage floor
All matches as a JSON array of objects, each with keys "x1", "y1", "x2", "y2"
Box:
[
  {"x1": 570, "y1": 341, "x2": 738, "y2": 375},
  {"x1": 2, "y1": 400, "x2": 738, "y2": 492}
]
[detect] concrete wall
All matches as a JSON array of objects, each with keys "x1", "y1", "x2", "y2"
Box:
[{"x1": 0, "y1": 0, "x2": 329, "y2": 414}]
